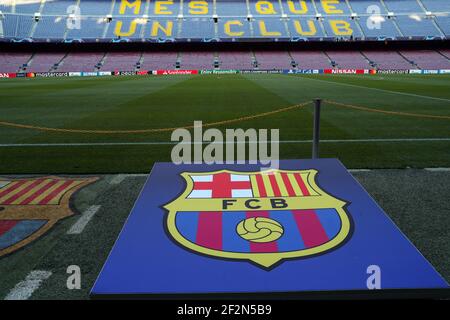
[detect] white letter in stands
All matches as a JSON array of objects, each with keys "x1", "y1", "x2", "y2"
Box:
[
  {"x1": 321, "y1": 0, "x2": 343, "y2": 14},
  {"x1": 224, "y1": 20, "x2": 244, "y2": 36},
  {"x1": 255, "y1": 1, "x2": 277, "y2": 15},
  {"x1": 287, "y1": 1, "x2": 308, "y2": 14},
  {"x1": 119, "y1": 0, "x2": 141, "y2": 14},
  {"x1": 293, "y1": 20, "x2": 316, "y2": 36},
  {"x1": 154, "y1": 0, "x2": 174, "y2": 15},
  {"x1": 189, "y1": 1, "x2": 209, "y2": 15},
  {"x1": 259, "y1": 20, "x2": 281, "y2": 36},
  {"x1": 329, "y1": 20, "x2": 353, "y2": 35},
  {"x1": 150, "y1": 20, "x2": 173, "y2": 37}
]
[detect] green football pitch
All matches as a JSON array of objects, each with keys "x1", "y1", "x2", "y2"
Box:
[{"x1": 0, "y1": 73, "x2": 449, "y2": 174}]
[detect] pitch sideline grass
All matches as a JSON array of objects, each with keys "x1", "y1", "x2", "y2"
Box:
[{"x1": 0, "y1": 74, "x2": 449, "y2": 173}]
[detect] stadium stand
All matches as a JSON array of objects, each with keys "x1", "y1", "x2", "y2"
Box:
[
  {"x1": 1, "y1": 49, "x2": 450, "y2": 72},
  {"x1": 0, "y1": 0, "x2": 448, "y2": 41},
  {"x1": 179, "y1": 51, "x2": 215, "y2": 69},
  {"x1": 217, "y1": 51, "x2": 254, "y2": 70},
  {"x1": 399, "y1": 50, "x2": 450, "y2": 69},
  {"x1": 362, "y1": 50, "x2": 414, "y2": 69},
  {"x1": 140, "y1": 51, "x2": 178, "y2": 70},
  {"x1": 28, "y1": 52, "x2": 66, "y2": 72},
  {"x1": 325, "y1": 51, "x2": 370, "y2": 69},
  {"x1": 0, "y1": 1, "x2": 449, "y2": 73},
  {"x1": 289, "y1": 50, "x2": 332, "y2": 69},
  {"x1": 56, "y1": 52, "x2": 104, "y2": 72},
  {"x1": 100, "y1": 51, "x2": 141, "y2": 71},
  {"x1": 253, "y1": 51, "x2": 293, "y2": 70},
  {"x1": 0, "y1": 52, "x2": 31, "y2": 72}
]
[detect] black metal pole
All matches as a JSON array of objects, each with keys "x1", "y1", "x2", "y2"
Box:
[{"x1": 312, "y1": 99, "x2": 321, "y2": 159}]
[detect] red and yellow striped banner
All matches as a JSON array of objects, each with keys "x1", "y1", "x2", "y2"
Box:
[
  {"x1": 250, "y1": 172, "x2": 318, "y2": 198},
  {"x1": 0, "y1": 178, "x2": 86, "y2": 205}
]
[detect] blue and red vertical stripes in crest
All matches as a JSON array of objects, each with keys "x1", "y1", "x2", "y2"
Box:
[{"x1": 175, "y1": 209, "x2": 342, "y2": 253}]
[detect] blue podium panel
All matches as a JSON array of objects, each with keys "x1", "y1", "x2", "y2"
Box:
[{"x1": 91, "y1": 159, "x2": 449, "y2": 297}]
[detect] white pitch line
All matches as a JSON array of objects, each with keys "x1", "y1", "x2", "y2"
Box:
[
  {"x1": 348, "y1": 169, "x2": 372, "y2": 173},
  {"x1": 4, "y1": 270, "x2": 52, "y2": 300},
  {"x1": 67, "y1": 205, "x2": 101, "y2": 235},
  {"x1": 0, "y1": 138, "x2": 450, "y2": 147},
  {"x1": 424, "y1": 168, "x2": 450, "y2": 172},
  {"x1": 110, "y1": 173, "x2": 148, "y2": 185},
  {"x1": 296, "y1": 76, "x2": 450, "y2": 103}
]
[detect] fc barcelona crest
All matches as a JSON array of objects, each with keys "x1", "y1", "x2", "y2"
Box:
[
  {"x1": 0, "y1": 176, "x2": 98, "y2": 257},
  {"x1": 164, "y1": 169, "x2": 352, "y2": 269}
]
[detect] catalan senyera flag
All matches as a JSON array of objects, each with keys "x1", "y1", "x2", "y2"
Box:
[
  {"x1": 0, "y1": 178, "x2": 86, "y2": 206},
  {"x1": 0, "y1": 176, "x2": 98, "y2": 257},
  {"x1": 188, "y1": 171, "x2": 318, "y2": 199}
]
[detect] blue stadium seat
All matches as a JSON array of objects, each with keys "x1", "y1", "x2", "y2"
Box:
[
  {"x1": 281, "y1": 0, "x2": 316, "y2": 17},
  {"x1": 315, "y1": 0, "x2": 351, "y2": 15},
  {"x1": 384, "y1": 0, "x2": 423, "y2": 13},
  {"x1": 321, "y1": 16, "x2": 362, "y2": 38},
  {"x1": 146, "y1": 18, "x2": 177, "y2": 40},
  {"x1": 0, "y1": 3, "x2": 12, "y2": 14},
  {"x1": 14, "y1": 2, "x2": 41, "y2": 14},
  {"x1": 421, "y1": 0, "x2": 450, "y2": 12},
  {"x1": 106, "y1": 17, "x2": 145, "y2": 39},
  {"x1": 357, "y1": 15, "x2": 401, "y2": 38},
  {"x1": 180, "y1": 18, "x2": 216, "y2": 39},
  {"x1": 66, "y1": 17, "x2": 107, "y2": 39},
  {"x1": 435, "y1": 16, "x2": 450, "y2": 35},
  {"x1": 148, "y1": 0, "x2": 181, "y2": 16},
  {"x1": 41, "y1": 0, "x2": 77, "y2": 15},
  {"x1": 216, "y1": 1, "x2": 248, "y2": 17},
  {"x1": 1, "y1": 0, "x2": 448, "y2": 41},
  {"x1": 182, "y1": 0, "x2": 211, "y2": 17},
  {"x1": 78, "y1": 0, "x2": 113, "y2": 16},
  {"x1": 34, "y1": 15, "x2": 67, "y2": 39},
  {"x1": 217, "y1": 18, "x2": 251, "y2": 38},
  {"x1": 287, "y1": 18, "x2": 326, "y2": 38},
  {"x1": 249, "y1": 0, "x2": 282, "y2": 17},
  {"x1": 3, "y1": 14, "x2": 34, "y2": 38},
  {"x1": 395, "y1": 15, "x2": 441, "y2": 37},
  {"x1": 252, "y1": 18, "x2": 287, "y2": 38}
]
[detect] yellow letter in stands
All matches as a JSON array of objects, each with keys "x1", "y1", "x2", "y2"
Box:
[
  {"x1": 119, "y1": 0, "x2": 141, "y2": 14},
  {"x1": 259, "y1": 20, "x2": 281, "y2": 36},
  {"x1": 154, "y1": 0, "x2": 173, "y2": 15},
  {"x1": 224, "y1": 20, "x2": 244, "y2": 36},
  {"x1": 150, "y1": 20, "x2": 173, "y2": 37},
  {"x1": 114, "y1": 20, "x2": 137, "y2": 37},
  {"x1": 321, "y1": 0, "x2": 343, "y2": 14},
  {"x1": 329, "y1": 20, "x2": 352, "y2": 35},
  {"x1": 189, "y1": 1, "x2": 208, "y2": 15},
  {"x1": 293, "y1": 20, "x2": 316, "y2": 36},
  {"x1": 287, "y1": 1, "x2": 308, "y2": 14},
  {"x1": 255, "y1": 1, "x2": 277, "y2": 15}
]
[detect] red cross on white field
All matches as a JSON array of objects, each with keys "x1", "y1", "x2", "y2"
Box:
[{"x1": 192, "y1": 172, "x2": 252, "y2": 198}]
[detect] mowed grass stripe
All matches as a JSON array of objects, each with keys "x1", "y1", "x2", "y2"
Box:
[
  {"x1": 296, "y1": 74, "x2": 450, "y2": 101},
  {"x1": 0, "y1": 76, "x2": 192, "y2": 144},
  {"x1": 246, "y1": 74, "x2": 450, "y2": 139},
  {"x1": 0, "y1": 74, "x2": 449, "y2": 173},
  {"x1": 8, "y1": 75, "x2": 317, "y2": 144}
]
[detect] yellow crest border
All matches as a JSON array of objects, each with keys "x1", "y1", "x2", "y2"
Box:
[{"x1": 164, "y1": 169, "x2": 351, "y2": 269}]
